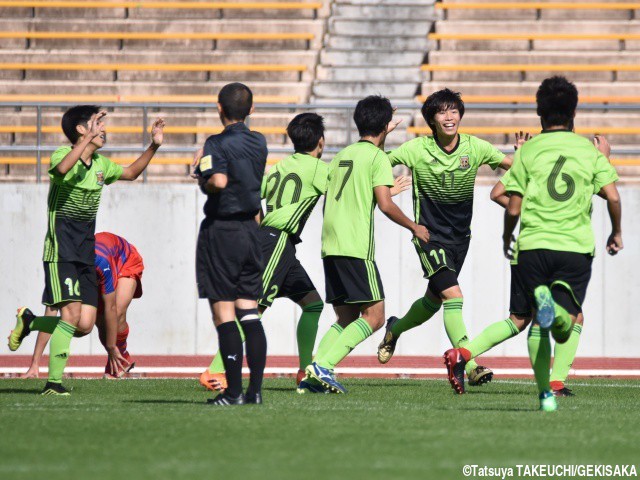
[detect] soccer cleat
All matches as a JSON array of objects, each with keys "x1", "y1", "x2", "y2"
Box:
[
  {"x1": 552, "y1": 387, "x2": 575, "y2": 397},
  {"x1": 539, "y1": 390, "x2": 558, "y2": 412},
  {"x1": 305, "y1": 362, "x2": 347, "y2": 394},
  {"x1": 199, "y1": 371, "x2": 227, "y2": 392},
  {"x1": 443, "y1": 348, "x2": 466, "y2": 394},
  {"x1": 467, "y1": 365, "x2": 494, "y2": 387},
  {"x1": 534, "y1": 285, "x2": 556, "y2": 329},
  {"x1": 297, "y1": 377, "x2": 328, "y2": 394},
  {"x1": 206, "y1": 393, "x2": 245, "y2": 406},
  {"x1": 41, "y1": 381, "x2": 71, "y2": 396},
  {"x1": 377, "y1": 316, "x2": 400, "y2": 364},
  {"x1": 245, "y1": 392, "x2": 263, "y2": 404},
  {"x1": 8, "y1": 307, "x2": 35, "y2": 351},
  {"x1": 296, "y1": 369, "x2": 306, "y2": 385}
]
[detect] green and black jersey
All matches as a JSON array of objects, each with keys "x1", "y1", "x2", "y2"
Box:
[
  {"x1": 43, "y1": 146, "x2": 123, "y2": 265},
  {"x1": 261, "y1": 153, "x2": 329, "y2": 243},
  {"x1": 389, "y1": 134, "x2": 504, "y2": 244},
  {"x1": 322, "y1": 140, "x2": 394, "y2": 260}
]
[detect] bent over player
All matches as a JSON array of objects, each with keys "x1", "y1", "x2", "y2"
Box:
[
  {"x1": 8, "y1": 106, "x2": 163, "y2": 395},
  {"x1": 21, "y1": 232, "x2": 144, "y2": 379}
]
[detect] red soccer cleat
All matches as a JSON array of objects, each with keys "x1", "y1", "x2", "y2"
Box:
[{"x1": 443, "y1": 348, "x2": 467, "y2": 394}]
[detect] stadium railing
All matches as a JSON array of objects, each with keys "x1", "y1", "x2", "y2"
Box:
[
  {"x1": 2, "y1": 101, "x2": 639, "y2": 182},
  {"x1": 435, "y1": 2, "x2": 640, "y2": 11},
  {"x1": 416, "y1": 96, "x2": 640, "y2": 104},
  {"x1": 0, "y1": 1, "x2": 324, "y2": 10},
  {"x1": 0, "y1": 31, "x2": 315, "y2": 42},
  {"x1": 0, "y1": 95, "x2": 300, "y2": 104}
]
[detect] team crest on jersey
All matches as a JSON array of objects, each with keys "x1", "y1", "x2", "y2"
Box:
[
  {"x1": 96, "y1": 171, "x2": 105, "y2": 186},
  {"x1": 459, "y1": 156, "x2": 470, "y2": 169}
]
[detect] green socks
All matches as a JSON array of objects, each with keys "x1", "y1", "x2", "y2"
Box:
[
  {"x1": 550, "y1": 323, "x2": 582, "y2": 385},
  {"x1": 442, "y1": 298, "x2": 478, "y2": 374},
  {"x1": 48, "y1": 321, "x2": 76, "y2": 383},
  {"x1": 207, "y1": 319, "x2": 245, "y2": 374},
  {"x1": 390, "y1": 296, "x2": 441, "y2": 337},
  {"x1": 30, "y1": 316, "x2": 60, "y2": 334},
  {"x1": 528, "y1": 325, "x2": 551, "y2": 394},
  {"x1": 316, "y1": 318, "x2": 373, "y2": 370},
  {"x1": 297, "y1": 301, "x2": 323, "y2": 370},
  {"x1": 464, "y1": 318, "x2": 520, "y2": 358},
  {"x1": 314, "y1": 323, "x2": 343, "y2": 361}
]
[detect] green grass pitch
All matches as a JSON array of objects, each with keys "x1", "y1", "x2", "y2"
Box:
[{"x1": 1, "y1": 378, "x2": 638, "y2": 480}]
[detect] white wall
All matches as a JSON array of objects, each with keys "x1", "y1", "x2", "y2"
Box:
[{"x1": 0, "y1": 183, "x2": 637, "y2": 357}]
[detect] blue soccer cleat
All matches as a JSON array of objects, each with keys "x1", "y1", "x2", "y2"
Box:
[
  {"x1": 305, "y1": 362, "x2": 347, "y2": 394},
  {"x1": 296, "y1": 378, "x2": 328, "y2": 394},
  {"x1": 534, "y1": 285, "x2": 556, "y2": 329}
]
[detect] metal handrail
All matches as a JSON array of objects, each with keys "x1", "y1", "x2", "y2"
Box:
[{"x1": 3, "y1": 101, "x2": 640, "y2": 182}]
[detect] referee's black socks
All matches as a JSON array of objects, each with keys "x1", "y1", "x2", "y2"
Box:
[
  {"x1": 216, "y1": 321, "x2": 244, "y2": 398},
  {"x1": 237, "y1": 308, "x2": 267, "y2": 397}
]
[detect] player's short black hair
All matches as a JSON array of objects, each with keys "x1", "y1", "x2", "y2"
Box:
[
  {"x1": 218, "y1": 82, "x2": 253, "y2": 121},
  {"x1": 287, "y1": 113, "x2": 325, "y2": 153},
  {"x1": 353, "y1": 95, "x2": 393, "y2": 137},
  {"x1": 536, "y1": 76, "x2": 578, "y2": 128},
  {"x1": 421, "y1": 88, "x2": 465, "y2": 135},
  {"x1": 61, "y1": 105, "x2": 101, "y2": 144}
]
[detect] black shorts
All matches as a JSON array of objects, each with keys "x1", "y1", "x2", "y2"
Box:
[
  {"x1": 196, "y1": 218, "x2": 264, "y2": 302},
  {"x1": 510, "y1": 249, "x2": 593, "y2": 317},
  {"x1": 42, "y1": 261, "x2": 98, "y2": 307},
  {"x1": 323, "y1": 256, "x2": 385, "y2": 306},
  {"x1": 413, "y1": 238, "x2": 470, "y2": 293},
  {"x1": 258, "y1": 227, "x2": 316, "y2": 308}
]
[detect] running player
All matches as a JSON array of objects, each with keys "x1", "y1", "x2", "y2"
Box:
[
  {"x1": 302, "y1": 95, "x2": 429, "y2": 394},
  {"x1": 445, "y1": 76, "x2": 622, "y2": 410},
  {"x1": 21, "y1": 232, "x2": 144, "y2": 379},
  {"x1": 377, "y1": 89, "x2": 513, "y2": 388},
  {"x1": 7, "y1": 105, "x2": 163, "y2": 395},
  {"x1": 485, "y1": 134, "x2": 612, "y2": 397}
]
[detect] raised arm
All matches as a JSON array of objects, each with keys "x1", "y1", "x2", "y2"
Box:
[
  {"x1": 56, "y1": 111, "x2": 106, "y2": 175},
  {"x1": 373, "y1": 185, "x2": 429, "y2": 243},
  {"x1": 599, "y1": 182, "x2": 623, "y2": 255},
  {"x1": 120, "y1": 118, "x2": 165, "y2": 181}
]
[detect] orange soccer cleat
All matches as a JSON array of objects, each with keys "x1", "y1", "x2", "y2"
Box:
[
  {"x1": 296, "y1": 369, "x2": 306, "y2": 385},
  {"x1": 199, "y1": 370, "x2": 228, "y2": 392}
]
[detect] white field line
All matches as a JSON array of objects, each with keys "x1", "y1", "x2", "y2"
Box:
[{"x1": 1, "y1": 367, "x2": 640, "y2": 376}]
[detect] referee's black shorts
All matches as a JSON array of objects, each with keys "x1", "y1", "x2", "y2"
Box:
[
  {"x1": 510, "y1": 249, "x2": 593, "y2": 317},
  {"x1": 196, "y1": 217, "x2": 264, "y2": 302}
]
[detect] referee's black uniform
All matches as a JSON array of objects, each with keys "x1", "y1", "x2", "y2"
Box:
[{"x1": 196, "y1": 121, "x2": 268, "y2": 404}]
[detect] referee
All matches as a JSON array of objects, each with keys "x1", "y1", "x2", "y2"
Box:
[{"x1": 194, "y1": 82, "x2": 268, "y2": 406}]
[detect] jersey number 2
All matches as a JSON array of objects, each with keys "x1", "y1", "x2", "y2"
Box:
[{"x1": 547, "y1": 156, "x2": 575, "y2": 202}]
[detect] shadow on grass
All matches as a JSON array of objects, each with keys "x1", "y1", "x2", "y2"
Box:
[
  {"x1": 0, "y1": 388, "x2": 42, "y2": 394},
  {"x1": 433, "y1": 405, "x2": 534, "y2": 412},
  {"x1": 125, "y1": 399, "x2": 203, "y2": 405},
  {"x1": 263, "y1": 387, "x2": 296, "y2": 392}
]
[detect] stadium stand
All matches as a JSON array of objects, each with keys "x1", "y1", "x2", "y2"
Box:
[
  {"x1": 0, "y1": 0, "x2": 328, "y2": 181},
  {"x1": 418, "y1": 0, "x2": 640, "y2": 178}
]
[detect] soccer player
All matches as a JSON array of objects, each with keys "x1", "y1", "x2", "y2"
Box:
[
  {"x1": 445, "y1": 76, "x2": 622, "y2": 411},
  {"x1": 21, "y1": 232, "x2": 145, "y2": 379},
  {"x1": 194, "y1": 82, "x2": 268, "y2": 406},
  {"x1": 483, "y1": 135, "x2": 612, "y2": 397},
  {"x1": 7, "y1": 106, "x2": 164, "y2": 395},
  {"x1": 376, "y1": 89, "x2": 513, "y2": 388},
  {"x1": 303, "y1": 95, "x2": 430, "y2": 394},
  {"x1": 199, "y1": 113, "x2": 411, "y2": 393}
]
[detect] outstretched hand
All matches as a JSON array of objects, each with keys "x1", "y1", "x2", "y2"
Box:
[
  {"x1": 514, "y1": 131, "x2": 531, "y2": 151},
  {"x1": 151, "y1": 117, "x2": 165, "y2": 147},
  {"x1": 593, "y1": 135, "x2": 611, "y2": 159},
  {"x1": 390, "y1": 175, "x2": 411, "y2": 197},
  {"x1": 107, "y1": 347, "x2": 130, "y2": 378},
  {"x1": 88, "y1": 111, "x2": 107, "y2": 139}
]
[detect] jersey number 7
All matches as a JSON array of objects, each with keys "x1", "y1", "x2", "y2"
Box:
[{"x1": 335, "y1": 160, "x2": 353, "y2": 201}]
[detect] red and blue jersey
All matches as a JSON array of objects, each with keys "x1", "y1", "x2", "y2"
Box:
[{"x1": 94, "y1": 232, "x2": 137, "y2": 295}]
